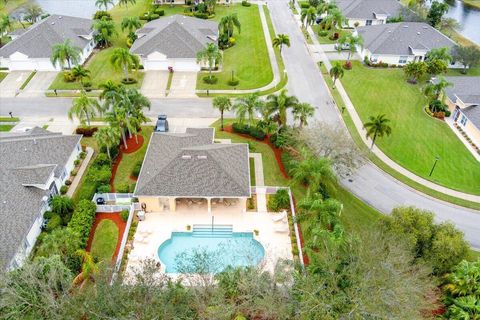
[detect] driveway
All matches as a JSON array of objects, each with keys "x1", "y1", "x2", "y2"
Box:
[
  {"x1": 325, "y1": 52, "x2": 361, "y2": 61},
  {"x1": 0, "y1": 71, "x2": 32, "y2": 98},
  {"x1": 18, "y1": 71, "x2": 58, "y2": 97},
  {"x1": 141, "y1": 71, "x2": 169, "y2": 99},
  {"x1": 167, "y1": 72, "x2": 197, "y2": 98}
]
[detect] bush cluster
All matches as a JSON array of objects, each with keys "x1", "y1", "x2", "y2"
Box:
[
  {"x1": 75, "y1": 126, "x2": 98, "y2": 137},
  {"x1": 318, "y1": 30, "x2": 328, "y2": 37},
  {"x1": 97, "y1": 184, "x2": 111, "y2": 194},
  {"x1": 280, "y1": 152, "x2": 295, "y2": 177},
  {"x1": 203, "y1": 75, "x2": 218, "y2": 84},
  {"x1": 60, "y1": 185, "x2": 68, "y2": 195},
  {"x1": 267, "y1": 189, "x2": 290, "y2": 212},
  {"x1": 67, "y1": 200, "x2": 97, "y2": 247},
  {"x1": 86, "y1": 152, "x2": 112, "y2": 190},
  {"x1": 93, "y1": 11, "x2": 112, "y2": 20},
  {"x1": 241, "y1": 0, "x2": 251, "y2": 6},
  {"x1": 227, "y1": 78, "x2": 240, "y2": 86},
  {"x1": 45, "y1": 215, "x2": 62, "y2": 232},
  {"x1": 140, "y1": 12, "x2": 160, "y2": 21},
  {"x1": 116, "y1": 183, "x2": 130, "y2": 193},
  {"x1": 193, "y1": 12, "x2": 209, "y2": 19},
  {"x1": 153, "y1": 8, "x2": 164, "y2": 16},
  {"x1": 120, "y1": 209, "x2": 129, "y2": 222},
  {"x1": 300, "y1": 2, "x2": 309, "y2": 8},
  {"x1": 132, "y1": 161, "x2": 142, "y2": 178},
  {"x1": 232, "y1": 123, "x2": 266, "y2": 140}
]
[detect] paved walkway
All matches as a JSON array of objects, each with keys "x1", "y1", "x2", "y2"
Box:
[
  {"x1": 168, "y1": 72, "x2": 197, "y2": 98},
  {"x1": 301, "y1": 14, "x2": 480, "y2": 203},
  {"x1": 249, "y1": 153, "x2": 265, "y2": 186},
  {"x1": 140, "y1": 71, "x2": 169, "y2": 99},
  {"x1": 196, "y1": 3, "x2": 281, "y2": 95},
  {"x1": 18, "y1": 71, "x2": 58, "y2": 97},
  {"x1": 445, "y1": 116, "x2": 480, "y2": 161},
  {"x1": 67, "y1": 147, "x2": 94, "y2": 197},
  {"x1": 0, "y1": 71, "x2": 31, "y2": 97}
]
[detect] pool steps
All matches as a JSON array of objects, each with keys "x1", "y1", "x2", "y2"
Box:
[{"x1": 192, "y1": 224, "x2": 233, "y2": 238}]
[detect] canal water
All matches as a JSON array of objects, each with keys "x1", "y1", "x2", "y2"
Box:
[{"x1": 443, "y1": 0, "x2": 480, "y2": 44}]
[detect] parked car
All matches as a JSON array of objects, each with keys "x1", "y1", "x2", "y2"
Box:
[
  {"x1": 334, "y1": 42, "x2": 350, "y2": 51},
  {"x1": 155, "y1": 114, "x2": 169, "y2": 132}
]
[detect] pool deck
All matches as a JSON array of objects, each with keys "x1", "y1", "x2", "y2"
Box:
[{"x1": 124, "y1": 201, "x2": 293, "y2": 280}]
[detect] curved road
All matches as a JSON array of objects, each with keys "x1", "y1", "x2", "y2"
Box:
[
  {"x1": 265, "y1": 0, "x2": 480, "y2": 248},
  {"x1": 0, "y1": 1, "x2": 478, "y2": 248}
]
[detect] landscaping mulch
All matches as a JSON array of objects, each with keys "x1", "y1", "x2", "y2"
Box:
[
  {"x1": 109, "y1": 134, "x2": 145, "y2": 192},
  {"x1": 223, "y1": 124, "x2": 308, "y2": 265},
  {"x1": 86, "y1": 212, "x2": 127, "y2": 263}
]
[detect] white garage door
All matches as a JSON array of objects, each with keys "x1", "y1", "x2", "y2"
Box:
[
  {"x1": 8, "y1": 60, "x2": 37, "y2": 71},
  {"x1": 144, "y1": 60, "x2": 170, "y2": 70},
  {"x1": 144, "y1": 59, "x2": 200, "y2": 72}
]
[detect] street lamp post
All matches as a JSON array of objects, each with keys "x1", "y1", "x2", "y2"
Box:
[{"x1": 429, "y1": 156, "x2": 440, "y2": 177}]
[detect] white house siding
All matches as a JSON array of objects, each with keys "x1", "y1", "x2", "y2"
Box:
[
  {"x1": 143, "y1": 57, "x2": 200, "y2": 72},
  {"x1": 347, "y1": 18, "x2": 384, "y2": 27},
  {"x1": 360, "y1": 48, "x2": 464, "y2": 68},
  {"x1": 61, "y1": 141, "x2": 82, "y2": 185}
]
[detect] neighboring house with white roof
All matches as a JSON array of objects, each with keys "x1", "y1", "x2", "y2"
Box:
[
  {"x1": 443, "y1": 76, "x2": 480, "y2": 147},
  {"x1": 0, "y1": 128, "x2": 82, "y2": 270},
  {"x1": 130, "y1": 15, "x2": 218, "y2": 71},
  {"x1": 0, "y1": 15, "x2": 95, "y2": 71},
  {"x1": 134, "y1": 128, "x2": 251, "y2": 213},
  {"x1": 356, "y1": 22, "x2": 461, "y2": 67},
  {"x1": 336, "y1": 0, "x2": 403, "y2": 27}
]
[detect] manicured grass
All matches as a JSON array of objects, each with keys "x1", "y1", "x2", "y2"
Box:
[
  {"x1": 19, "y1": 71, "x2": 35, "y2": 90},
  {"x1": 49, "y1": 49, "x2": 145, "y2": 90},
  {"x1": 90, "y1": 219, "x2": 119, "y2": 263},
  {"x1": 339, "y1": 61, "x2": 480, "y2": 195},
  {"x1": 319, "y1": 63, "x2": 480, "y2": 210},
  {"x1": 249, "y1": 157, "x2": 256, "y2": 186},
  {"x1": 113, "y1": 126, "x2": 153, "y2": 191},
  {"x1": 312, "y1": 25, "x2": 352, "y2": 44},
  {"x1": 0, "y1": 125, "x2": 15, "y2": 131},
  {"x1": 446, "y1": 66, "x2": 480, "y2": 77},
  {"x1": 0, "y1": 117, "x2": 20, "y2": 122},
  {"x1": 212, "y1": 119, "x2": 382, "y2": 236},
  {"x1": 0, "y1": 0, "x2": 28, "y2": 14},
  {"x1": 197, "y1": 4, "x2": 273, "y2": 90},
  {"x1": 73, "y1": 136, "x2": 99, "y2": 203},
  {"x1": 469, "y1": 249, "x2": 480, "y2": 261},
  {"x1": 0, "y1": 73, "x2": 7, "y2": 83}
]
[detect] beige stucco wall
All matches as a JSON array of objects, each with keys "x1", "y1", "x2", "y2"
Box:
[
  {"x1": 138, "y1": 196, "x2": 163, "y2": 212},
  {"x1": 463, "y1": 120, "x2": 480, "y2": 146}
]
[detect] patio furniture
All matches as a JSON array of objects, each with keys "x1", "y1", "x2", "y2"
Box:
[
  {"x1": 272, "y1": 211, "x2": 287, "y2": 222},
  {"x1": 275, "y1": 224, "x2": 289, "y2": 233}
]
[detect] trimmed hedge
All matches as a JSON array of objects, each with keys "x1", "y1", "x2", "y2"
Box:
[
  {"x1": 132, "y1": 161, "x2": 142, "y2": 177},
  {"x1": 45, "y1": 214, "x2": 62, "y2": 232},
  {"x1": 120, "y1": 209, "x2": 129, "y2": 222},
  {"x1": 67, "y1": 200, "x2": 97, "y2": 247},
  {"x1": 281, "y1": 152, "x2": 295, "y2": 177},
  {"x1": 232, "y1": 123, "x2": 266, "y2": 140}
]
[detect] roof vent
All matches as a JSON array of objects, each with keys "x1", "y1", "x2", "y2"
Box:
[
  {"x1": 182, "y1": 155, "x2": 192, "y2": 159},
  {"x1": 403, "y1": 25, "x2": 408, "y2": 28},
  {"x1": 417, "y1": 32, "x2": 420, "y2": 35},
  {"x1": 33, "y1": 138, "x2": 36, "y2": 145},
  {"x1": 51, "y1": 22, "x2": 55, "y2": 25},
  {"x1": 59, "y1": 16, "x2": 62, "y2": 19},
  {"x1": 197, "y1": 155, "x2": 207, "y2": 160}
]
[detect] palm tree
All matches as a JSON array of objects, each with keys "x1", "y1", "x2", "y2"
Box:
[
  {"x1": 72, "y1": 250, "x2": 98, "y2": 291},
  {"x1": 272, "y1": 34, "x2": 290, "y2": 53},
  {"x1": 50, "y1": 39, "x2": 82, "y2": 69},
  {"x1": 71, "y1": 65, "x2": 91, "y2": 88},
  {"x1": 266, "y1": 89, "x2": 299, "y2": 128},
  {"x1": 212, "y1": 96, "x2": 232, "y2": 131},
  {"x1": 119, "y1": 0, "x2": 136, "y2": 10},
  {"x1": 426, "y1": 46, "x2": 452, "y2": 64},
  {"x1": 324, "y1": 8, "x2": 347, "y2": 29},
  {"x1": 69, "y1": 91, "x2": 103, "y2": 126},
  {"x1": 94, "y1": 126, "x2": 121, "y2": 159},
  {"x1": 289, "y1": 149, "x2": 337, "y2": 191},
  {"x1": 110, "y1": 48, "x2": 139, "y2": 81},
  {"x1": 337, "y1": 34, "x2": 363, "y2": 64},
  {"x1": 48, "y1": 195, "x2": 74, "y2": 224},
  {"x1": 219, "y1": 13, "x2": 241, "y2": 38},
  {"x1": 205, "y1": 0, "x2": 217, "y2": 14},
  {"x1": 363, "y1": 114, "x2": 392, "y2": 149},
  {"x1": 95, "y1": 0, "x2": 114, "y2": 10},
  {"x1": 298, "y1": 191, "x2": 342, "y2": 229},
  {"x1": 301, "y1": 6, "x2": 317, "y2": 27},
  {"x1": 0, "y1": 14, "x2": 13, "y2": 46},
  {"x1": 329, "y1": 62, "x2": 344, "y2": 88},
  {"x1": 403, "y1": 61, "x2": 428, "y2": 84},
  {"x1": 93, "y1": 17, "x2": 117, "y2": 47},
  {"x1": 99, "y1": 80, "x2": 122, "y2": 109},
  {"x1": 105, "y1": 106, "x2": 135, "y2": 149},
  {"x1": 317, "y1": 2, "x2": 336, "y2": 15},
  {"x1": 123, "y1": 88, "x2": 150, "y2": 142},
  {"x1": 24, "y1": 4, "x2": 43, "y2": 23},
  {"x1": 121, "y1": 16, "x2": 141, "y2": 33},
  {"x1": 292, "y1": 102, "x2": 315, "y2": 128},
  {"x1": 233, "y1": 93, "x2": 264, "y2": 125},
  {"x1": 423, "y1": 77, "x2": 452, "y2": 103},
  {"x1": 196, "y1": 43, "x2": 222, "y2": 81}
]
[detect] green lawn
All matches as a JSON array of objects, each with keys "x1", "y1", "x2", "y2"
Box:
[
  {"x1": 0, "y1": 117, "x2": 20, "y2": 122},
  {"x1": 196, "y1": 4, "x2": 273, "y2": 90},
  {"x1": 212, "y1": 119, "x2": 382, "y2": 236},
  {"x1": 0, "y1": 0, "x2": 28, "y2": 14},
  {"x1": 73, "y1": 137, "x2": 99, "y2": 203},
  {"x1": 446, "y1": 66, "x2": 480, "y2": 76},
  {"x1": 90, "y1": 219, "x2": 119, "y2": 263},
  {"x1": 339, "y1": 61, "x2": 480, "y2": 195},
  {"x1": 0, "y1": 125, "x2": 15, "y2": 131},
  {"x1": 249, "y1": 157, "x2": 256, "y2": 186},
  {"x1": 113, "y1": 126, "x2": 153, "y2": 191},
  {"x1": 312, "y1": 25, "x2": 352, "y2": 44},
  {"x1": 0, "y1": 72, "x2": 7, "y2": 82}
]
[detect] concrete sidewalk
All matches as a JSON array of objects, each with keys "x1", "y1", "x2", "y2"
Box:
[{"x1": 67, "y1": 147, "x2": 94, "y2": 197}]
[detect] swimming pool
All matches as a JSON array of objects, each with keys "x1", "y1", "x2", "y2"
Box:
[{"x1": 158, "y1": 225, "x2": 265, "y2": 273}]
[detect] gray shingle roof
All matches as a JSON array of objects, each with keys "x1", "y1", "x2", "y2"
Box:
[
  {"x1": 134, "y1": 128, "x2": 251, "y2": 198},
  {"x1": 130, "y1": 15, "x2": 218, "y2": 59},
  {"x1": 461, "y1": 105, "x2": 480, "y2": 129},
  {"x1": 357, "y1": 22, "x2": 456, "y2": 55},
  {"x1": 0, "y1": 14, "x2": 92, "y2": 59},
  {"x1": 0, "y1": 129, "x2": 81, "y2": 269},
  {"x1": 336, "y1": 0, "x2": 403, "y2": 20},
  {"x1": 443, "y1": 76, "x2": 480, "y2": 106}
]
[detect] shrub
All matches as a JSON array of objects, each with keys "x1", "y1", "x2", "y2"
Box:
[
  {"x1": 93, "y1": 153, "x2": 111, "y2": 168},
  {"x1": 93, "y1": 10, "x2": 112, "y2": 20},
  {"x1": 132, "y1": 161, "x2": 142, "y2": 177},
  {"x1": 343, "y1": 61, "x2": 352, "y2": 70},
  {"x1": 120, "y1": 209, "x2": 129, "y2": 222},
  {"x1": 318, "y1": 30, "x2": 328, "y2": 37},
  {"x1": 64, "y1": 180, "x2": 72, "y2": 186},
  {"x1": 63, "y1": 71, "x2": 75, "y2": 82},
  {"x1": 60, "y1": 185, "x2": 68, "y2": 195},
  {"x1": 270, "y1": 130, "x2": 289, "y2": 148},
  {"x1": 203, "y1": 75, "x2": 218, "y2": 84},
  {"x1": 300, "y1": 2, "x2": 309, "y2": 8},
  {"x1": 87, "y1": 165, "x2": 112, "y2": 185},
  {"x1": 97, "y1": 184, "x2": 111, "y2": 194},
  {"x1": 116, "y1": 183, "x2": 130, "y2": 193},
  {"x1": 74, "y1": 159, "x2": 80, "y2": 166},
  {"x1": 75, "y1": 126, "x2": 98, "y2": 137},
  {"x1": 154, "y1": 8, "x2": 164, "y2": 15},
  {"x1": 79, "y1": 151, "x2": 86, "y2": 159},
  {"x1": 193, "y1": 12, "x2": 209, "y2": 19},
  {"x1": 70, "y1": 169, "x2": 78, "y2": 176},
  {"x1": 273, "y1": 189, "x2": 290, "y2": 210},
  {"x1": 281, "y1": 152, "x2": 295, "y2": 177},
  {"x1": 100, "y1": 145, "x2": 119, "y2": 160},
  {"x1": 242, "y1": 0, "x2": 251, "y2": 6},
  {"x1": 45, "y1": 214, "x2": 62, "y2": 232},
  {"x1": 228, "y1": 37, "x2": 236, "y2": 46},
  {"x1": 67, "y1": 200, "x2": 97, "y2": 247},
  {"x1": 248, "y1": 127, "x2": 266, "y2": 140},
  {"x1": 232, "y1": 122, "x2": 250, "y2": 134},
  {"x1": 227, "y1": 78, "x2": 240, "y2": 86},
  {"x1": 43, "y1": 211, "x2": 54, "y2": 219}
]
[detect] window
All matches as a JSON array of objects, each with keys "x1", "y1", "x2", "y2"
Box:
[
  {"x1": 460, "y1": 114, "x2": 468, "y2": 126},
  {"x1": 366, "y1": 20, "x2": 372, "y2": 25},
  {"x1": 371, "y1": 55, "x2": 378, "y2": 62},
  {"x1": 398, "y1": 56, "x2": 408, "y2": 64},
  {"x1": 61, "y1": 168, "x2": 67, "y2": 181}
]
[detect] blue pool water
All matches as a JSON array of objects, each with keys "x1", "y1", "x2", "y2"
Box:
[{"x1": 158, "y1": 225, "x2": 265, "y2": 273}]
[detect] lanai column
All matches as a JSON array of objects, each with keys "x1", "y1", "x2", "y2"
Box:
[
  {"x1": 207, "y1": 197, "x2": 212, "y2": 213},
  {"x1": 169, "y1": 197, "x2": 176, "y2": 212}
]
